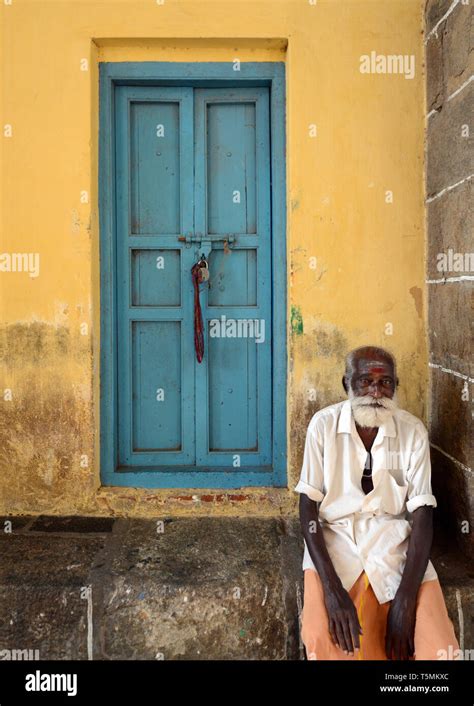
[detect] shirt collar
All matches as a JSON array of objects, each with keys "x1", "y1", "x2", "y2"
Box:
[{"x1": 337, "y1": 399, "x2": 397, "y2": 438}]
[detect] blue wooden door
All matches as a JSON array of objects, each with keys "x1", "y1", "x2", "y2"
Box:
[{"x1": 101, "y1": 69, "x2": 286, "y2": 488}]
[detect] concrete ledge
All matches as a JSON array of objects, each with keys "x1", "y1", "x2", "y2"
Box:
[
  {"x1": 0, "y1": 516, "x2": 471, "y2": 659},
  {"x1": 0, "y1": 516, "x2": 304, "y2": 660}
]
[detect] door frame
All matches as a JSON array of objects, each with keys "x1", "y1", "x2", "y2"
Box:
[{"x1": 99, "y1": 61, "x2": 287, "y2": 488}]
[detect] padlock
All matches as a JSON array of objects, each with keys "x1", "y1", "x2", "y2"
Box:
[
  {"x1": 198, "y1": 258, "x2": 209, "y2": 283},
  {"x1": 199, "y1": 266, "x2": 210, "y2": 282}
]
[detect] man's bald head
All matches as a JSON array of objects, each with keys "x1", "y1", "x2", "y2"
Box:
[
  {"x1": 342, "y1": 346, "x2": 398, "y2": 395},
  {"x1": 343, "y1": 346, "x2": 398, "y2": 392},
  {"x1": 343, "y1": 346, "x2": 399, "y2": 427}
]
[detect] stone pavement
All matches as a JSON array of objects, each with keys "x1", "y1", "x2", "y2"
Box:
[{"x1": 0, "y1": 516, "x2": 471, "y2": 660}]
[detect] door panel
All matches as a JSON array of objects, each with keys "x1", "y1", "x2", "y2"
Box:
[
  {"x1": 208, "y1": 335, "x2": 258, "y2": 451},
  {"x1": 131, "y1": 249, "x2": 181, "y2": 306},
  {"x1": 130, "y1": 100, "x2": 181, "y2": 235},
  {"x1": 207, "y1": 249, "x2": 257, "y2": 307},
  {"x1": 206, "y1": 101, "x2": 257, "y2": 234},
  {"x1": 131, "y1": 320, "x2": 182, "y2": 451}
]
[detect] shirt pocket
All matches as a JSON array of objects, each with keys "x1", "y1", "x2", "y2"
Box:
[
  {"x1": 362, "y1": 470, "x2": 409, "y2": 516},
  {"x1": 381, "y1": 471, "x2": 409, "y2": 515}
]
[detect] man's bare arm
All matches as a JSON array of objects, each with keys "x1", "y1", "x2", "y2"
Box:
[
  {"x1": 385, "y1": 505, "x2": 433, "y2": 660},
  {"x1": 299, "y1": 493, "x2": 362, "y2": 655},
  {"x1": 399, "y1": 505, "x2": 433, "y2": 596}
]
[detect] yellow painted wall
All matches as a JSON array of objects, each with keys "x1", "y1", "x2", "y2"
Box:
[{"x1": 0, "y1": 0, "x2": 427, "y2": 517}]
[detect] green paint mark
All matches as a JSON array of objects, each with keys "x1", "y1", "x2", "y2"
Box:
[{"x1": 291, "y1": 306, "x2": 303, "y2": 335}]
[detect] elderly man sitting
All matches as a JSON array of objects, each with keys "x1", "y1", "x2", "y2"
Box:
[{"x1": 296, "y1": 345, "x2": 460, "y2": 661}]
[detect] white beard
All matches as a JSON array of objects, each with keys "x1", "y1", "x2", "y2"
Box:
[{"x1": 348, "y1": 390, "x2": 398, "y2": 428}]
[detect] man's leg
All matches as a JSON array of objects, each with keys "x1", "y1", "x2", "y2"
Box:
[
  {"x1": 301, "y1": 568, "x2": 390, "y2": 660},
  {"x1": 413, "y1": 579, "x2": 461, "y2": 660}
]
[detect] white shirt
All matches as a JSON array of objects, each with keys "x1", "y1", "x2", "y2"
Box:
[{"x1": 294, "y1": 399, "x2": 438, "y2": 604}]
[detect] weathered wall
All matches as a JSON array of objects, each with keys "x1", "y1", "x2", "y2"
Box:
[
  {"x1": 1, "y1": 0, "x2": 427, "y2": 517},
  {"x1": 425, "y1": 0, "x2": 473, "y2": 555}
]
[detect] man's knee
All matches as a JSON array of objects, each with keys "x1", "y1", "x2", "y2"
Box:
[{"x1": 301, "y1": 615, "x2": 333, "y2": 659}]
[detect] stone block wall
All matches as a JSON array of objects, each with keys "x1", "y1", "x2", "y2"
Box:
[{"x1": 425, "y1": 0, "x2": 473, "y2": 556}]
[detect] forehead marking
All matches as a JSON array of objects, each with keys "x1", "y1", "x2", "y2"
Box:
[{"x1": 368, "y1": 367, "x2": 387, "y2": 374}]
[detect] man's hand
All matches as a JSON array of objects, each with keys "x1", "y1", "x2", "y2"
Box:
[
  {"x1": 323, "y1": 583, "x2": 362, "y2": 656},
  {"x1": 385, "y1": 592, "x2": 417, "y2": 660}
]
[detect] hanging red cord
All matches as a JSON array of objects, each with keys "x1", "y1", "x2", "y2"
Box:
[{"x1": 191, "y1": 261, "x2": 205, "y2": 363}]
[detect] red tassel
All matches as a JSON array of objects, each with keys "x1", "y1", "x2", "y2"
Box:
[{"x1": 191, "y1": 262, "x2": 205, "y2": 363}]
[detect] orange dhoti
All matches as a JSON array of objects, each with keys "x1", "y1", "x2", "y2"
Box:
[{"x1": 301, "y1": 569, "x2": 460, "y2": 660}]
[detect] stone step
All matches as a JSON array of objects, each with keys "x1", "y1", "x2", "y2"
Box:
[{"x1": 0, "y1": 516, "x2": 471, "y2": 660}]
